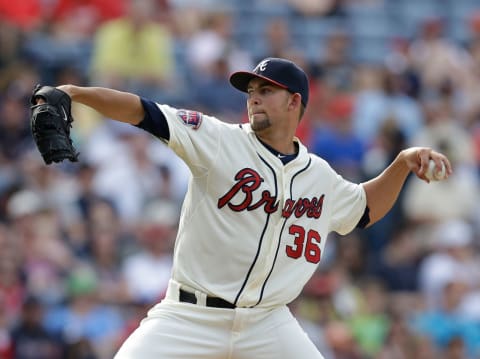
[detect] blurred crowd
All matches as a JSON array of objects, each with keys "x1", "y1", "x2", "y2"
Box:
[{"x1": 1, "y1": 0, "x2": 480, "y2": 358}]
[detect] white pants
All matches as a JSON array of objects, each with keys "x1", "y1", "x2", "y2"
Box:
[{"x1": 114, "y1": 281, "x2": 324, "y2": 359}]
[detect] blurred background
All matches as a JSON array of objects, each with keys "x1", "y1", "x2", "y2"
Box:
[{"x1": 1, "y1": 0, "x2": 480, "y2": 358}]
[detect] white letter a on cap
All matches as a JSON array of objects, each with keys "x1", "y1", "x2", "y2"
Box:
[{"x1": 254, "y1": 59, "x2": 269, "y2": 73}]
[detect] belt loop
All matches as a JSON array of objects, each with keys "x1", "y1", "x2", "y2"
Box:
[
  {"x1": 166, "y1": 279, "x2": 181, "y2": 301},
  {"x1": 195, "y1": 290, "x2": 207, "y2": 306}
]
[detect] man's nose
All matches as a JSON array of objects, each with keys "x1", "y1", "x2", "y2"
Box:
[{"x1": 248, "y1": 94, "x2": 260, "y2": 105}]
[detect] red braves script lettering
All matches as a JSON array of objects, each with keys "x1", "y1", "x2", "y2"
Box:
[
  {"x1": 282, "y1": 196, "x2": 324, "y2": 219},
  {"x1": 218, "y1": 168, "x2": 324, "y2": 218}
]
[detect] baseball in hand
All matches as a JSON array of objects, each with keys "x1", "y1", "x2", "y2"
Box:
[{"x1": 425, "y1": 159, "x2": 446, "y2": 181}]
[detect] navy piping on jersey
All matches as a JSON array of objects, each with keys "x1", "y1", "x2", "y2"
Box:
[
  {"x1": 253, "y1": 157, "x2": 313, "y2": 307},
  {"x1": 289, "y1": 157, "x2": 313, "y2": 198},
  {"x1": 233, "y1": 155, "x2": 278, "y2": 307},
  {"x1": 253, "y1": 218, "x2": 288, "y2": 307},
  {"x1": 257, "y1": 137, "x2": 298, "y2": 165}
]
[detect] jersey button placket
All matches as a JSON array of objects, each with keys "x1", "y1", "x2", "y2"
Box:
[{"x1": 239, "y1": 166, "x2": 285, "y2": 306}]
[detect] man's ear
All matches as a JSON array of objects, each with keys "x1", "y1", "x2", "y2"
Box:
[{"x1": 288, "y1": 93, "x2": 302, "y2": 112}]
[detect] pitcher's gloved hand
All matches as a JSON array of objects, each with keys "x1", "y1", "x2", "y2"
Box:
[{"x1": 30, "y1": 84, "x2": 79, "y2": 164}]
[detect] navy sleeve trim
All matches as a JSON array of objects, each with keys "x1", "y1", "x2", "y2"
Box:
[
  {"x1": 135, "y1": 97, "x2": 170, "y2": 141},
  {"x1": 356, "y1": 205, "x2": 370, "y2": 229}
]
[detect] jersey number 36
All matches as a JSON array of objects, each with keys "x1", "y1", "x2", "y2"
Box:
[{"x1": 286, "y1": 225, "x2": 321, "y2": 264}]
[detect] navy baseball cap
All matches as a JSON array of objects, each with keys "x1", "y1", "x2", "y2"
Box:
[{"x1": 229, "y1": 57, "x2": 309, "y2": 107}]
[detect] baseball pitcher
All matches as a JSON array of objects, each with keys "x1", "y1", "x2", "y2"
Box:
[{"x1": 32, "y1": 57, "x2": 451, "y2": 358}]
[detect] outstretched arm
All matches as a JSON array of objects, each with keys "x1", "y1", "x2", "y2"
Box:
[
  {"x1": 55, "y1": 85, "x2": 145, "y2": 125},
  {"x1": 361, "y1": 147, "x2": 452, "y2": 227}
]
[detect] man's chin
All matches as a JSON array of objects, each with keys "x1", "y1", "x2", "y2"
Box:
[{"x1": 250, "y1": 117, "x2": 271, "y2": 132}]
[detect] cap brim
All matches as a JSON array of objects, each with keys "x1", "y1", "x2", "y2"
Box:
[{"x1": 229, "y1": 71, "x2": 288, "y2": 93}]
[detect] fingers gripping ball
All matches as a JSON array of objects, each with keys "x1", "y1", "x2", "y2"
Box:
[
  {"x1": 425, "y1": 159, "x2": 446, "y2": 181},
  {"x1": 30, "y1": 85, "x2": 79, "y2": 164}
]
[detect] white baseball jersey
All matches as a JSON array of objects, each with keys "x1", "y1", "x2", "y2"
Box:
[{"x1": 151, "y1": 103, "x2": 366, "y2": 308}]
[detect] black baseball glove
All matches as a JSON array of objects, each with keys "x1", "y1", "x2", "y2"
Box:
[{"x1": 30, "y1": 85, "x2": 79, "y2": 164}]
